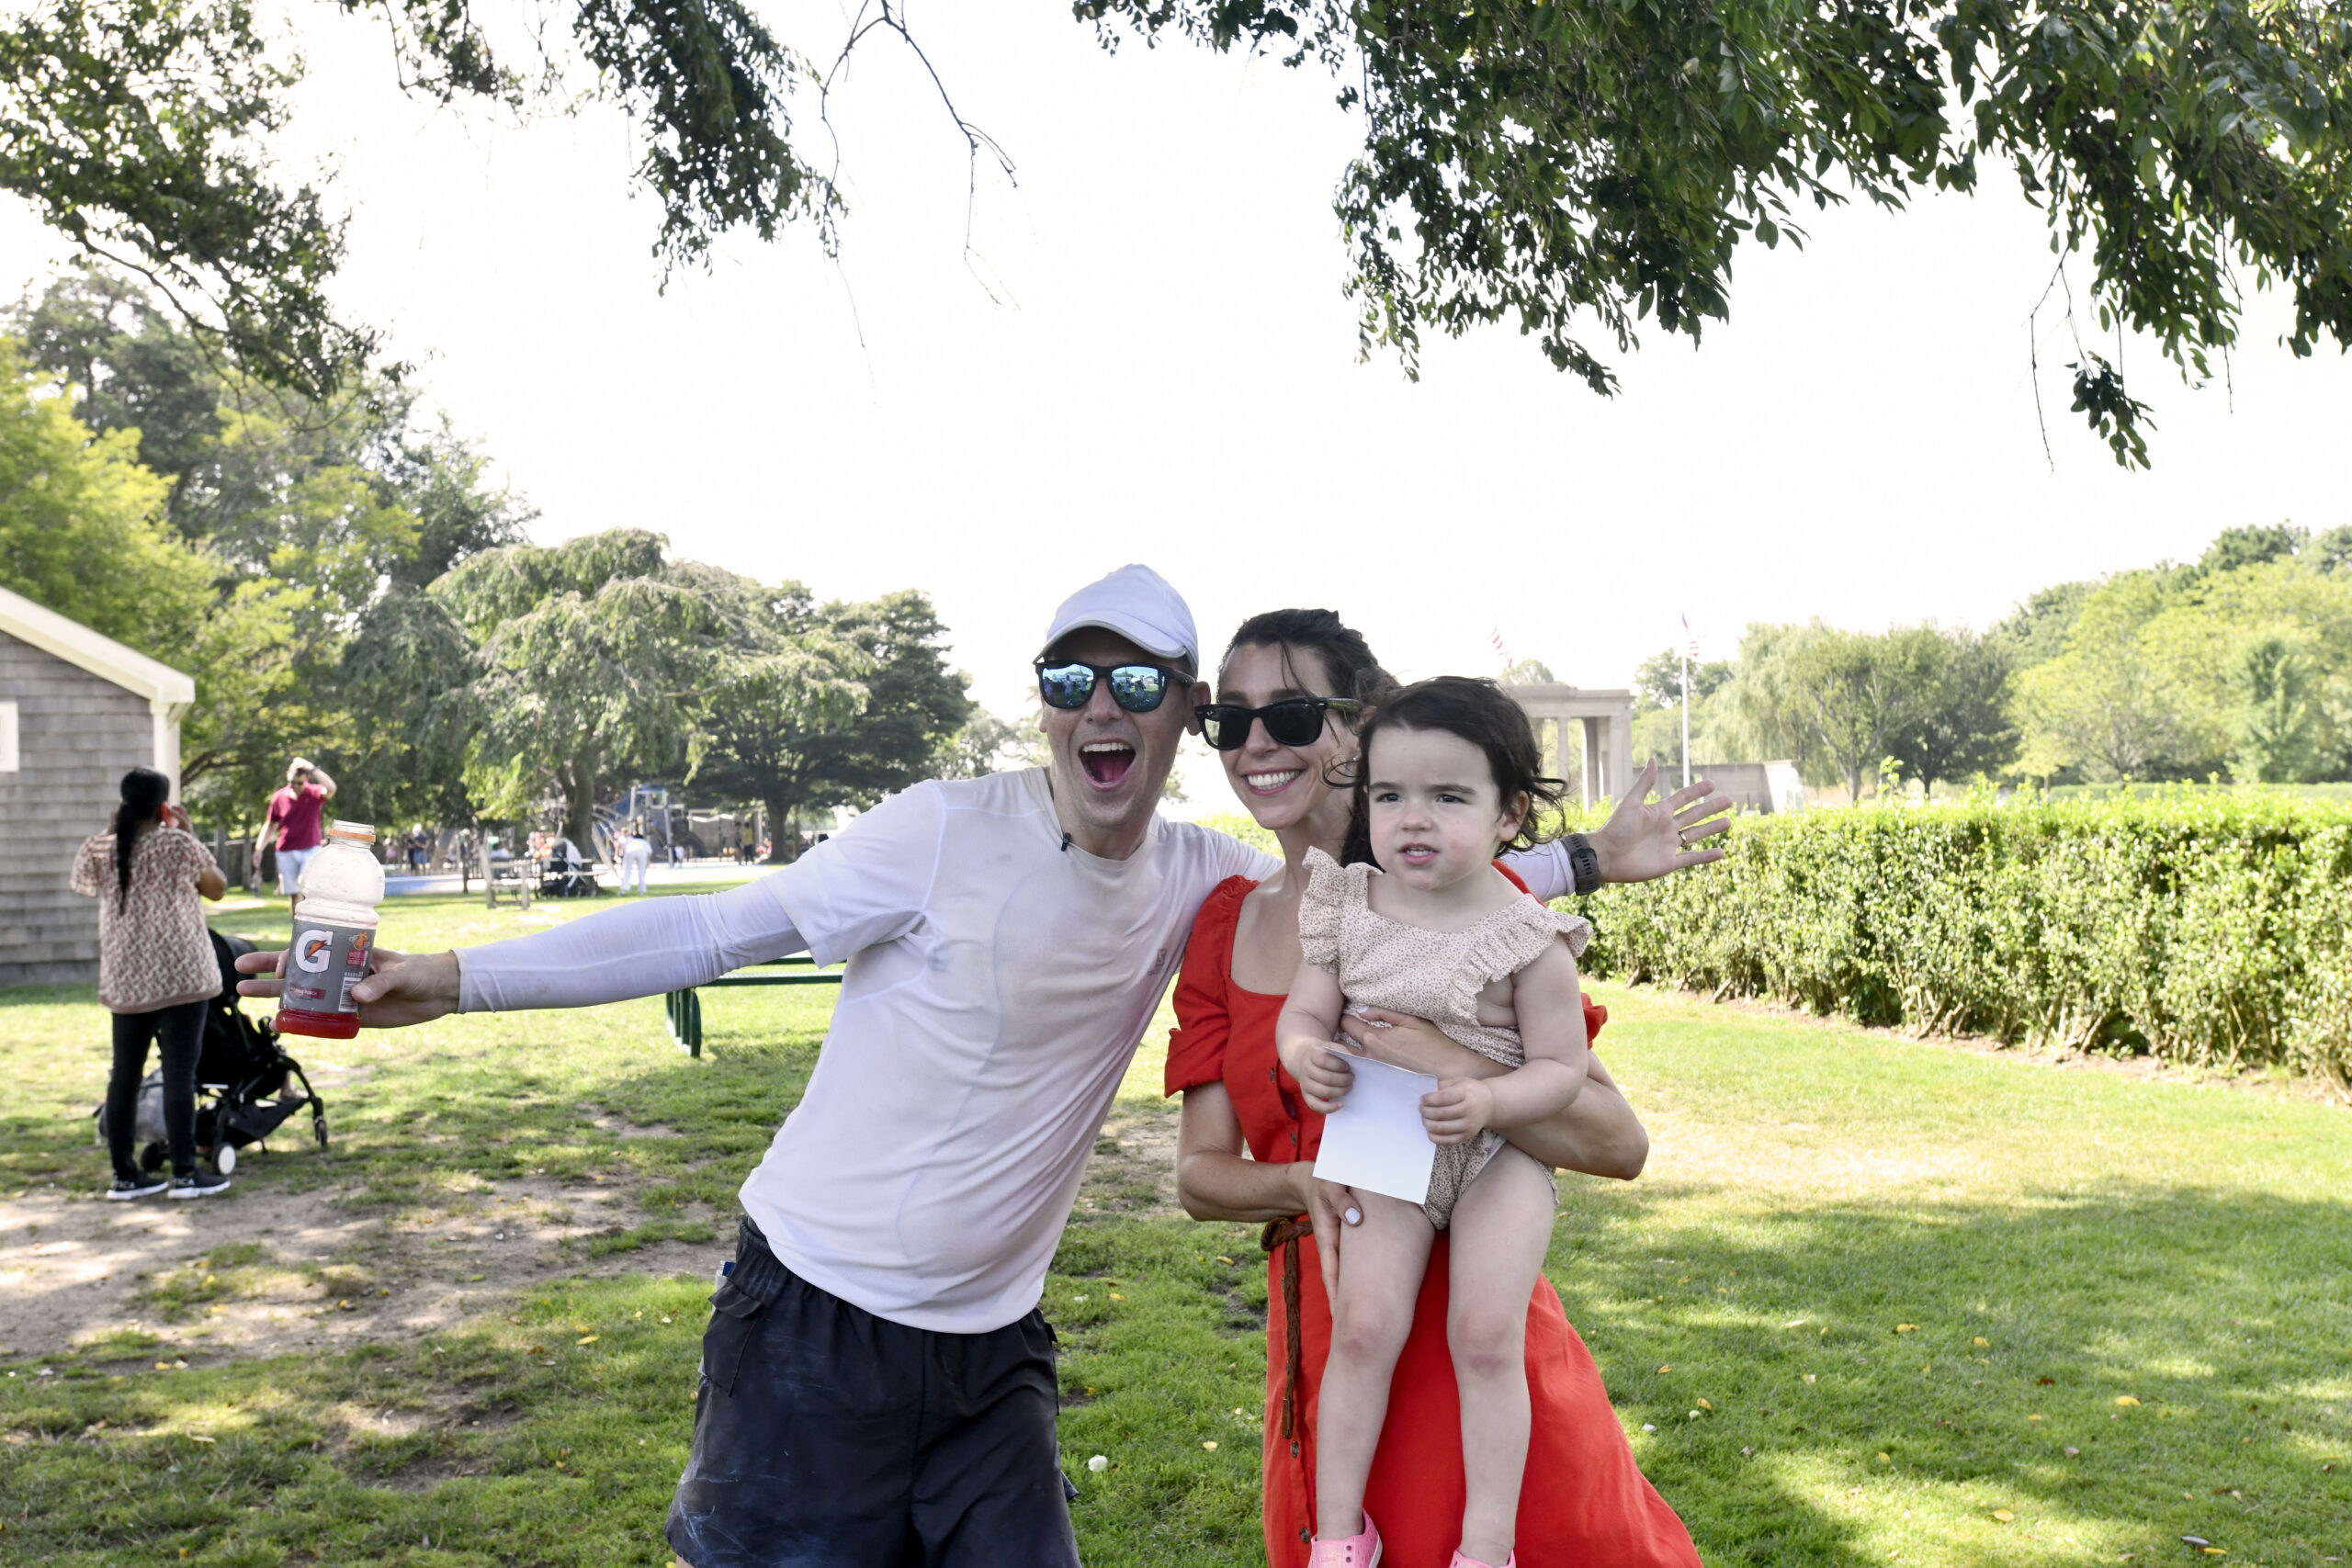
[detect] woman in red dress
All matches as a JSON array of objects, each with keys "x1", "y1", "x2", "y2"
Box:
[{"x1": 1168, "y1": 610, "x2": 1716, "y2": 1568}]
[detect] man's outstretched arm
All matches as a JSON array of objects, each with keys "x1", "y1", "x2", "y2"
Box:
[{"x1": 236, "y1": 878, "x2": 809, "y2": 1027}]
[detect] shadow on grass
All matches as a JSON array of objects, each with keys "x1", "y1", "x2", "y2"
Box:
[
  {"x1": 1544, "y1": 1182, "x2": 2352, "y2": 1565},
  {"x1": 2, "y1": 1187, "x2": 2343, "y2": 1566}
]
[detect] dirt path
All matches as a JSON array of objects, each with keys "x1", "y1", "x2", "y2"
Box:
[
  {"x1": 0, "y1": 1168, "x2": 724, "y2": 1365},
  {"x1": 2, "y1": 1098, "x2": 1188, "y2": 1366}
]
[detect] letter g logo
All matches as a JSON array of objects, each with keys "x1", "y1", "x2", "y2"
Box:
[{"x1": 295, "y1": 931, "x2": 333, "y2": 974}]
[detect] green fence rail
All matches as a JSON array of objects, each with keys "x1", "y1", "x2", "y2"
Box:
[{"x1": 663, "y1": 957, "x2": 843, "y2": 1056}]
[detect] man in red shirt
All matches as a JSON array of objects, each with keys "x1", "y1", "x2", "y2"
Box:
[{"x1": 259, "y1": 757, "x2": 336, "y2": 909}]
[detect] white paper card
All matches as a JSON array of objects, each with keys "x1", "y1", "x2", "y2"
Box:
[{"x1": 1312, "y1": 1053, "x2": 1439, "y2": 1206}]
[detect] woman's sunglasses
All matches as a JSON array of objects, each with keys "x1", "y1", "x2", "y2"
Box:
[
  {"x1": 1193, "y1": 697, "x2": 1362, "y2": 751},
  {"x1": 1035, "y1": 661, "x2": 1187, "y2": 713}
]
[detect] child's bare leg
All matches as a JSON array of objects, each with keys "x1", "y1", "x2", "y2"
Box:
[
  {"x1": 1314, "y1": 1190, "x2": 1434, "y2": 1540},
  {"x1": 1444, "y1": 1148, "x2": 1556, "y2": 1564}
]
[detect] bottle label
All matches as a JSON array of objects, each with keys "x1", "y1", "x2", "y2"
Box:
[{"x1": 285, "y1": 919, "x2": 376, "y2": 1016}]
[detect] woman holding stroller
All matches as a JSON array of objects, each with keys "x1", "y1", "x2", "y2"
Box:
[{"x1": 70, "y1": 766, "x2": 232, "y2": 1200}]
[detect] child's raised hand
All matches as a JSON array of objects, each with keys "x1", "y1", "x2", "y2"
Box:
[
  {"x1": 1421, "y1": 1077, "x2": 1496, "y2": 1145},
  {"x1": 1291, "y1": 1043, "x2": 1358, "y2": 1114}
]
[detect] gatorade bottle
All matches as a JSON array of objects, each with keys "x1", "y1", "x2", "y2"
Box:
[{"x1": 277, "y1": 820, "x2": 385, "y2": 1039}]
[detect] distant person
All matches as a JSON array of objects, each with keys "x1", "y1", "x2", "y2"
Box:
[
  {"x1": 619, "y1": 822, "x2": 652, "y2": 895},
  {"x1": 71, "y1": 767, "x2": 231, "y2": 1200},
  {"x1": 258, "y1": 757, "x2": 334, "y2": 909},
  {"x1": 407, "y1": 824, "x2": 430, "y2": 874}
]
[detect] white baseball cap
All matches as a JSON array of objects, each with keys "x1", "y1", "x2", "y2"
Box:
[{"x1": 1038, "y1": 565, "x2": 1200, "y2": 670}]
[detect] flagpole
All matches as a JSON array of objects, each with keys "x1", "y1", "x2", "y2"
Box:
[{"x1": 1680, "y1": 640, "x2": 1690, "y2": 791}]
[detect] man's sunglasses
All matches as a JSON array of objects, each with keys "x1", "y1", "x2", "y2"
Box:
[
  {"x1": 1035, "y1": 661, "x2": 1189, "y2": 713},
  {"x1": 1193, "y1": 697, "x2": 1362, "y2": 751}
]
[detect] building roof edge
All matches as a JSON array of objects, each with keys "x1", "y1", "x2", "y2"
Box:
[{"x1": 0, "y1": 583, "x2": 197, "y2": 705}]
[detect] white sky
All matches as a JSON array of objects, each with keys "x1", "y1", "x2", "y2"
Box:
[{"x1": 7, "y1": 2, "x2": 2347, "y2": 807}]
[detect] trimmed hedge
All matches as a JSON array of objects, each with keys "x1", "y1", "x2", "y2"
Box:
[{"x1": 1573, "y1": 793, "x2": 2352, "y2": 1084}]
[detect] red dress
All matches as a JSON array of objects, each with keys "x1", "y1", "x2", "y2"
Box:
[{"x1": 1166, "y1": 874, "x2": 1702, "y2": 1568}]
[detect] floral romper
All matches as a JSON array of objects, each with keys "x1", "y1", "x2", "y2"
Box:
[{"x1": 1295, "y1": 847, "x2": 1591, "y2": 1230}]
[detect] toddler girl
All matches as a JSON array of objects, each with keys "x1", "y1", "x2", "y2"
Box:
[{"x1": 1276, "y1": 676, "x2": 1593, "y2": 1568}]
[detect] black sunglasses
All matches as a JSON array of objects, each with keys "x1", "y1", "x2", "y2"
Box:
[
  {"x1": 1036, "y1": 660, "x2": 1188, "y2": 713},
  {"x1": 1194, "y1": 697, "x2": 1362, "y2": 751}
]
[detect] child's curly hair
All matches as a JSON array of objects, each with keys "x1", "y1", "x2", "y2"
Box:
[{"x1": 1340, "y1": 676, "x2": 1566, "y2": 867}]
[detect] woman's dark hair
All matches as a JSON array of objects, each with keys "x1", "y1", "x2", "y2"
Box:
[
  {"x1": 1217, "y1": 608, "x2": 1398, "y2": 715},
  {"x1": 113, "y1": 766, "x2": 172, "y2": 910},
  {"x1": 1342, "y1": 677, "x2": 1566, "y2": 865}
]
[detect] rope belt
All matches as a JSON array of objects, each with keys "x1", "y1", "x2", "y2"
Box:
[{"x1": 1260, "y1": 1215, "x2": 1311, "y2": 1441}]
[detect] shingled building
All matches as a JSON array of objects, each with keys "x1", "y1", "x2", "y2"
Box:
[{"x1": 0, "y1": 585, "x2": 195, "y2": 987}]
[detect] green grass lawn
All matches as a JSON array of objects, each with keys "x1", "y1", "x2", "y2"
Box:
[{"x1": 2, "y1": 887, "x2": 2346, "y2": 1565}]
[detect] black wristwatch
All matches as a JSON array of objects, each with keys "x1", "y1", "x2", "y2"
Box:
[{"x1": 1565, "y1": 832, "x2": 1601, "y2": 897}]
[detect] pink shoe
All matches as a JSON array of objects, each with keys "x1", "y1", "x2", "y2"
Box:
[
  {"x1": 1308, "y1": 1514, "x2": 1382, "y2": 1567},
  {"x1": 1449, "y1": 1552, "x2": 1515, "y2": 1568}
]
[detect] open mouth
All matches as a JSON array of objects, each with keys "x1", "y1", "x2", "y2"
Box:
[
  {"x1": 1080, "y1": 740, "x2": 1136, "y2": 788},
  {"x1": 1395, "y1": 842, "x2": 1439, "y2": 866},
  {"x1": 1242, "y1": 768, "x2": 1302, "y2": 795}
]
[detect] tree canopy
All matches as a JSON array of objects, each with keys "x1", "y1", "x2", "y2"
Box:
[
  {"x1": 435, "y1": 529, "x2": 735, "y2": 849},
  {"x1": 692, "y1": 588, "x2": 972, "y2": 856},
  {"x1": 1092, "y1": 0, "x2": 2352, "y2": 464},
  {"x1": 1657, "y1": 522, "x2": 2352, "y2": 799},
  {"x1": 6, "y1": 0, "x2": 2345, "y2": 457},
  {"x1": 2008, "y1": 528, "x2": 2352, "y2": 784},
  {"x1": 6, "y1": 265, "x2": 529, "y2": 822},
  {"x1": 0, "y1": 337, "x2": 207, "y2": 649},
  {"x1": 0, "y1": 0, "x2": 833, "y2": 397}
]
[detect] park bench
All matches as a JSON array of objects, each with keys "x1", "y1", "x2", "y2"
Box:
[
  {"x1": 483, "y1": 852, "x2": 537, "y2": 909},
  {"x1": 663, "y1": 957, "x2": 843, "y2": 1057}
]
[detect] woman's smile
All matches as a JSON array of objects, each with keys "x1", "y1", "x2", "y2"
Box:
[{"x1": 1243, "y1": 767, "x2": 1304, "y2": 795}]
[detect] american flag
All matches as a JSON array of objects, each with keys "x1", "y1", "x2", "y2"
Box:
[
  {"x1": 1682, "y1": 614, "x2": 1700, "y2": 661},
  {"x1": 1490, "y1": 626, "x2": 1515, "y2": 671}
]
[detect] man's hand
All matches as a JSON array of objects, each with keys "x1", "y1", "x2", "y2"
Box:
[
  {"x1": 1290, "y1": 1043, "x2": 1357, "y2": 1114},
  {"x1": 235, "y1": 947, "x2": 461, "y2": 1029},
  {"x1": 1591, "y1": 758, "x2": 1733, "y2": 884},
  {"x1": 1295, "y1": 1163, "x2": 1362, "y2": 1306},
  {"x1": 1421, "y1": 1077, "x2": 1495, "y2": 1145}
]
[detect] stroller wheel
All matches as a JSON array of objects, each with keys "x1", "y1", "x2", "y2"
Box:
[
  {"x1": 215, "y1": 1144, "x2": 237, "y2": 1176},
  {"x1": 140, "y1": 1142, "x2": 166, "y2": 1174}
]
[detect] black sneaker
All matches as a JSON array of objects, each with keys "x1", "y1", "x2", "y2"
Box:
[
  {"x1": 106, "y1": 1175, "x2": 168, "y2": 1201},
  {"x1": 167, "y1": 1168, "x2": 232, "y2": 1201}
]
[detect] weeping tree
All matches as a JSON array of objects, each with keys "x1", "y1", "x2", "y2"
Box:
[
  {"x1": 331, "y1": 583, "x2": 481, "y2": 832},
  {"x1": 688, "y1": 577, "x2": 872, "y2": 862},
  {"x1": 434, "y1": 529, "x2": 728, "y2": 851},
  {"x1": 692, "y1": 587, "x2": 972, "y2": 860}
]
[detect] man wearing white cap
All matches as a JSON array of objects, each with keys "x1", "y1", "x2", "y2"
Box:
[{"x1": 235, "y1": 564, "x2": 1708, "y2": 1566}]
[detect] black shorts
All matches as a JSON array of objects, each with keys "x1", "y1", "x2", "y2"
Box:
[{"x1": 666, "y1": 1216, "x2": 1080, "y2": 1568}]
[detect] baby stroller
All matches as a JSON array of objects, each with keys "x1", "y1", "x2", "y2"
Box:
[
  {"x1": 537, "y1": 836, "x2": 600, "y2": 898},
  {"x1": 97, "y1": 931, "x2": 330, "y2": 1175}
]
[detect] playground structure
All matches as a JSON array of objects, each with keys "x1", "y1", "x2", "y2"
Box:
[{"x1": 605, "y1": 785, "x2": 759, "y2": 864}]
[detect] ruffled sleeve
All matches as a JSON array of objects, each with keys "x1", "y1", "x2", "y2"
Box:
[
  {"x1": 1165, "y1": 875, "x2": 1255, "y2": 1097},
  {"x1": 1295, "y1": 848, "x2": 1357, "y2": 974},
  {"x1": 1459, "y1": 897, "x2": 1592, "y2": 995},
  {"x1": 1447, "y1": 898, "x2": 1593, "y2": 1054}
]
